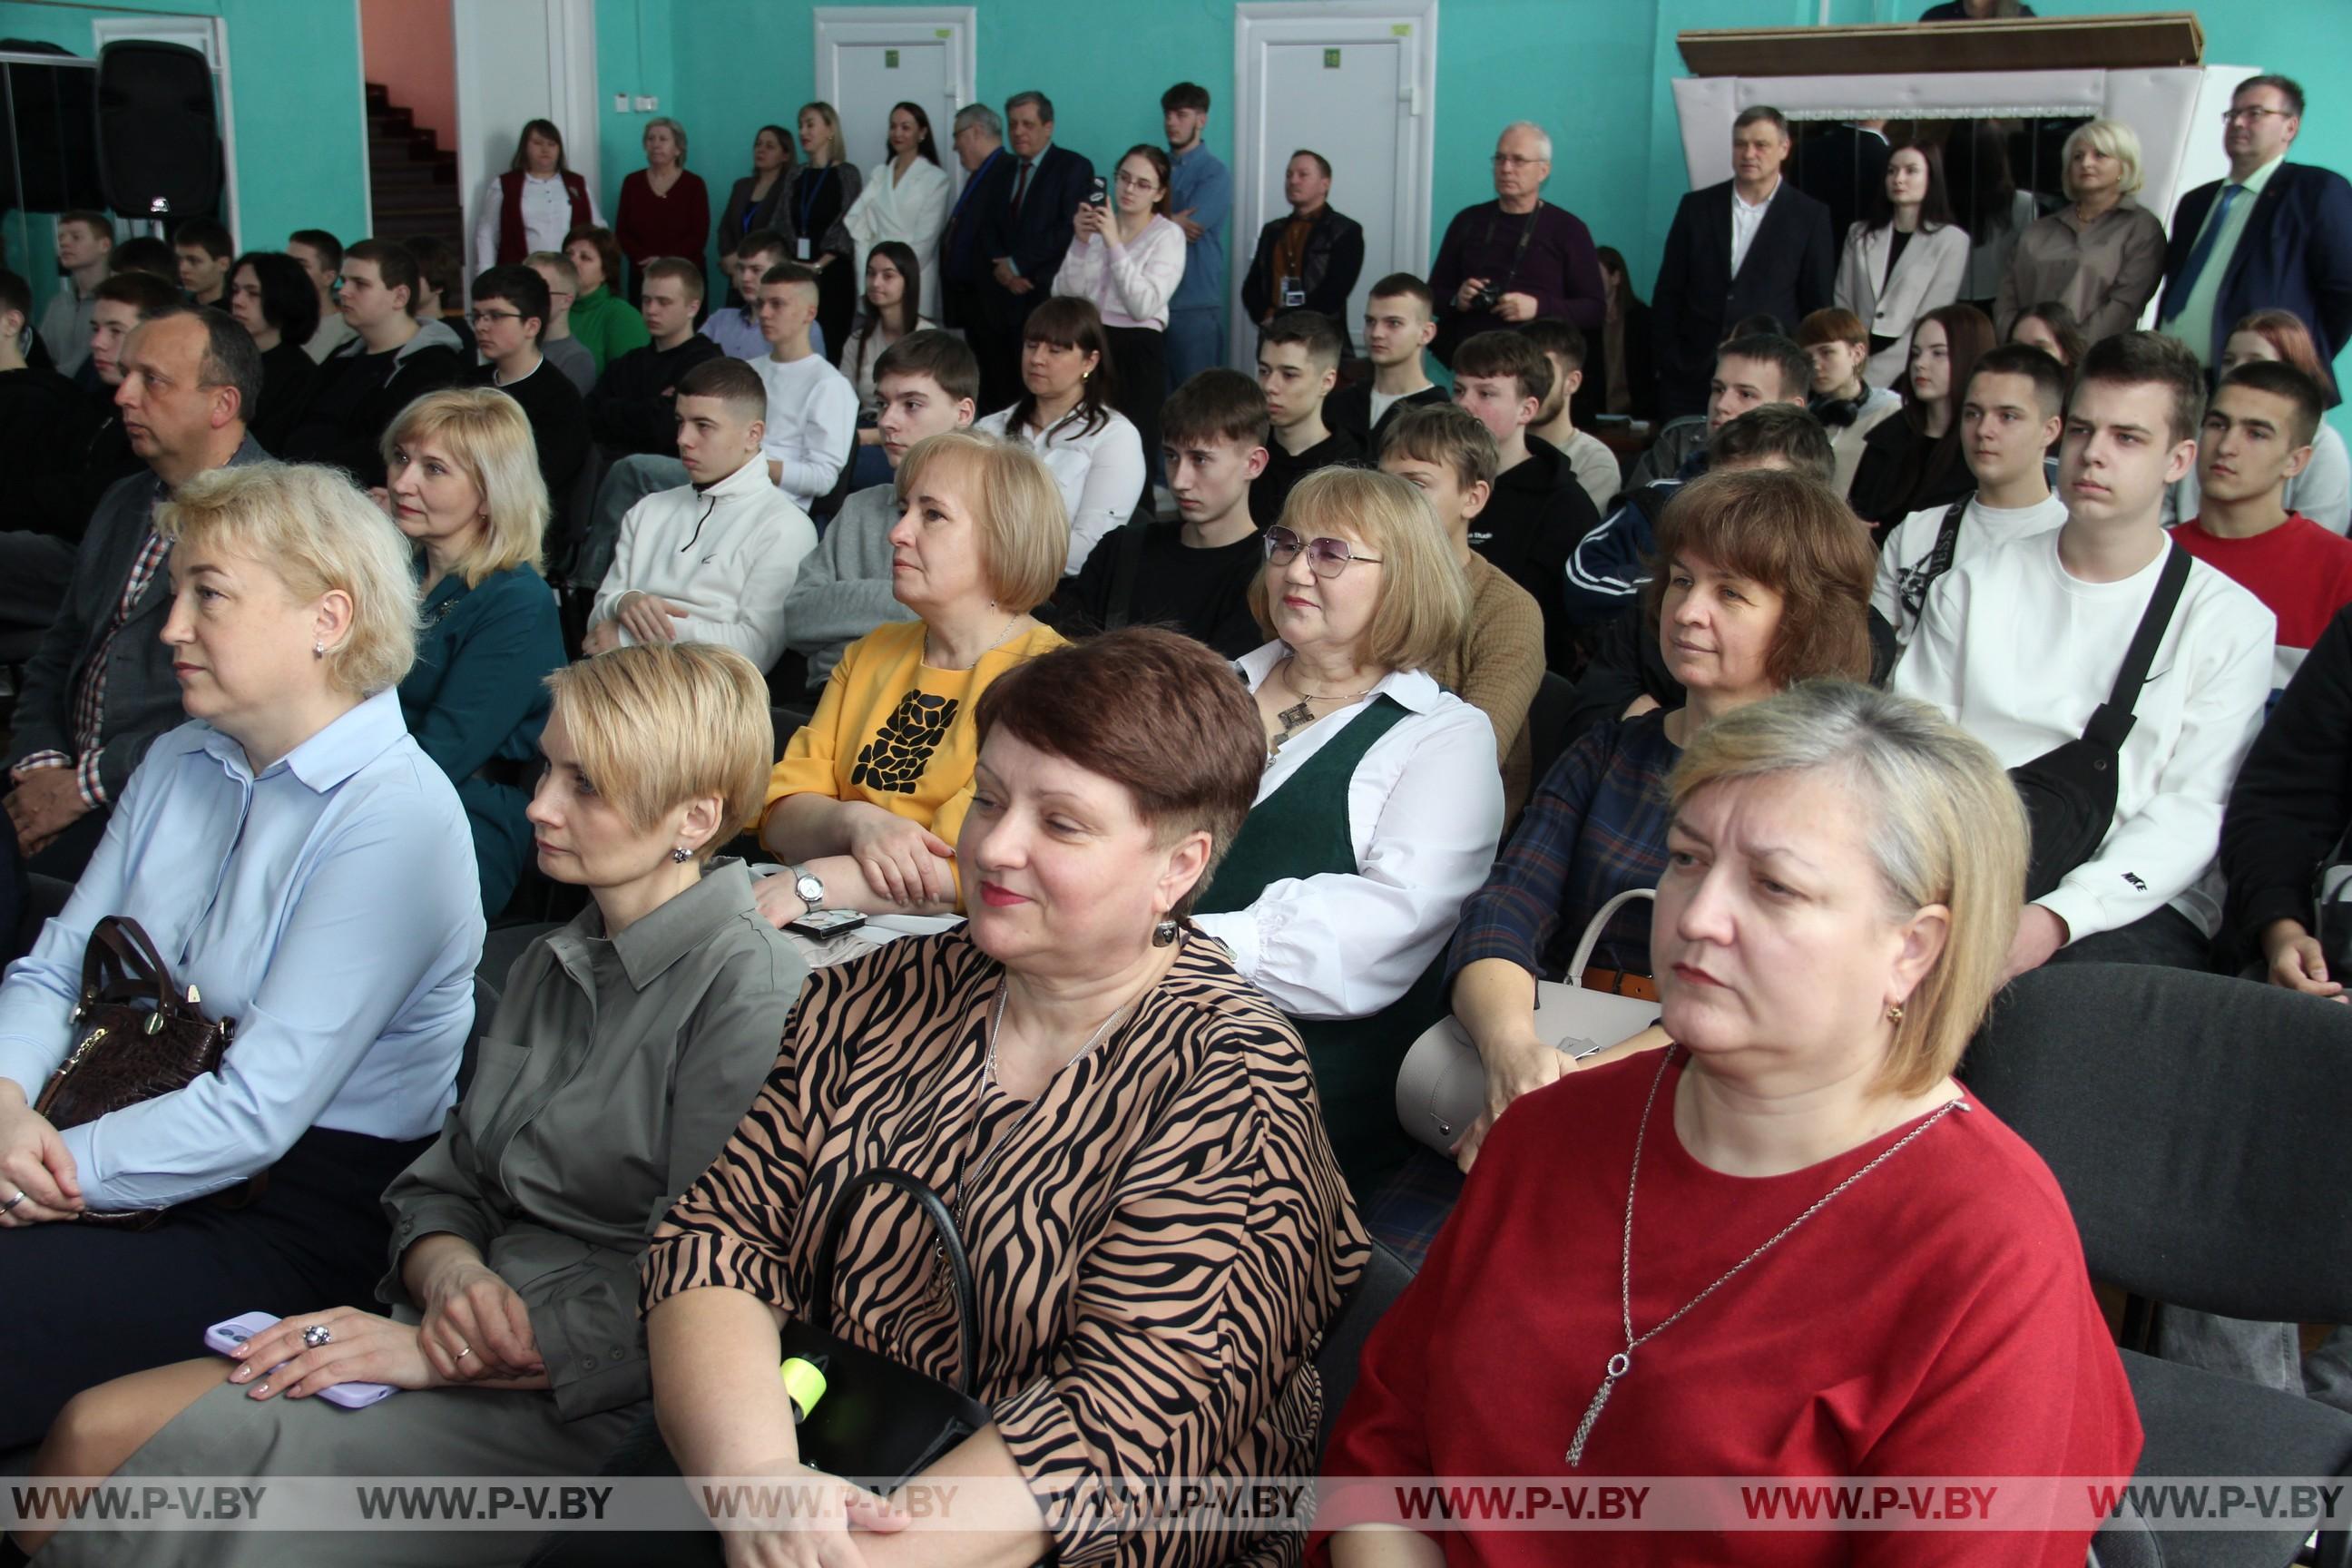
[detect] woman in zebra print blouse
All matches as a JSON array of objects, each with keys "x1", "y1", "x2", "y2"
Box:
[{"x1": 636, "y1": 628, "x2": 1368, "y2": 1568}]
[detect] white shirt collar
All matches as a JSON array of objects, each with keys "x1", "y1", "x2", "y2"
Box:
[
  {"x1": 1232, "y1": 640, "x2": 1449, "y2": 715},
  {"x1": 1733, "y1": 177, "x2": 1782, "y2": 212}
]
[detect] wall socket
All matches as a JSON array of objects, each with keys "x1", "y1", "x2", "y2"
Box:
[
  {"x1": 633, "y1": 94, "x2": 658, "y2": 111},
  {"x1": 612, "y1": 93, "x2": 627, "y2": 112},
  {"x1": 612, "y1": 93, "x2": 662, "y2": 113}
]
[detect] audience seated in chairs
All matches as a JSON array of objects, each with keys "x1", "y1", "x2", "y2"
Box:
[
  {"x1": 698, "y1": 229, "x2": 789, "y2": 362},
  {"x1": 583, "y1": 256, "x2": 722, "y2": 461},
  {"x1": 750, "y1": 261, "x2": 859, "y2": 516},
  {"x1": 521, "y1": 252, "x2": 597, "y2": 395},
  {"x1": 546, "y1": 627, "x2": 1365, "y2": 1568},
  {"x1": 465, "y1": 265, "x2": 590, "y2": 506},
  {"x1": 1190, "y1": 466, "x2": 1503, "y2": 1200},
  {"x1": 1846, "y1": 301, "x2": 1994, "y2": 531},
  {"x1": 279, "y1": 240, "x2": 463, "y2": 488},
  {"x1": 1323, "y1": 271, "x2": 1446, "y2": 450},
  {"x1": 1317, "y1": 681, "x2": 2141, "y2": 1565},
  {"x1": 2228, "y1": 596, "x2": 2352, "y2": 997},
  {"x1": 1796, "y1": 306, "x2": 1904, "y2": 497},
  {"x1": 1519, "y1": 318, "x2": 1622, "y2": 515},
  {"x1": 15, "y1": 642, "x2": 805, "y2": 1568},
  {"x1": 5, "y1": 308, "x2": 265, "y2": 882},
  {"x1": 1249, "y1": 308, "x2": 1361, "y2": 532},
  {"x1": 223, "y1": 251, "x2": 319, "y2": 455},
  {"x1": 751, "y1": 429, "x2": 1070, "y2": 956},
  {"x1": 1377, "y1": 402, "x2": 1546, "y2": 817},
  {"x1": 776, "y1": 329, "x2": 975, "y2": 699},
  {"x1": 975, "y1": 294, "x2": 1144, "y2": 574},
  {"x1": 0, "y1": 461, "x2": 484, "y2": 1453},
  {"x1": 585, "y1": 357, "x2": 818, "y2": 673},
  {"x1": 2166, "y1": 308, "x2": 2352, "y2": 535},
  {"x1": 380, "y1": 388, "x2": 569, "y2": 917},
  {"x1": 557, "y1": 226, "x2": 649, "y2": 377}
]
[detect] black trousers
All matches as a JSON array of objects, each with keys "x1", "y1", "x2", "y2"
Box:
[
  {"x1": 526, "y1": 1413, "x2": 720, "y2": 1567},
  {"x1": 1104, "y1": 323, "x2": 1168, "y2": 496},
  {"x1": 0, "y1": 1125, "x2": 431, "y2": 1448}
]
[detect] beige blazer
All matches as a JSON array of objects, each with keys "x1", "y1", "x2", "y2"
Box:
[{"x1": 1836, "y1": 220, "x2": 1971, "y2": 388}]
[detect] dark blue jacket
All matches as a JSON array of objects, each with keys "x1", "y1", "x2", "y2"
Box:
[
  {"x1": 2161, "y1": 161, "x2": 2352, "y2": 382},
  {"x1": 977, "y1": 142, "x2": 1095, "y2": 291}
]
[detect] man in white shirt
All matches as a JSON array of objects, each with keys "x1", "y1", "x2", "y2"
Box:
[
  {"x1": 584, "y1": 356, "x2": 816, "y2": 671},
  {"x1": 1895, "y1": 331, "x2": 2274, "y2": 977},
  {"x1": 38, "y1": 210, "x2": 111, "y2": 376},
  {"x1": 753, "y1": 262, "x2": 858, "y2": 513},
  {"x1": 1325, "y1": 272, "x2": 1446, "y2": 449},
  {"x1": 1875, "y1": 342, "x2": 2069, "y2": 645},
  {"x1": 1522, "y1": 317, "x2": 1621, "y2": 513}
]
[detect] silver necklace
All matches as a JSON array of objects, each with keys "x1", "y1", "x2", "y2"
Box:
[
  {"x1": 1563, "y1": 1048, "x2": 1968, "y2": 1467},
  {"x1": 947, "y1": 982, "x2": 1137, "y2": 1243},
  {"x1": 925, "y1": 612, "x2": 1024, "y2": 671}
]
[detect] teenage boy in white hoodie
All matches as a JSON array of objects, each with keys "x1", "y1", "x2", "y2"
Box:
[{"x1": 584, "y1": 356, "x2": 818, "y2": 671}]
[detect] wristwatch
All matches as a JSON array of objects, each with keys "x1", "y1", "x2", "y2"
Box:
[{"x1": 787, "y1": 863, "x2": 825, "y2": 912}]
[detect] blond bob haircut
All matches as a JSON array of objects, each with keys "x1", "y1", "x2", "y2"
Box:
[
  {"x1": 643, "y1": 115, "x2": 689, "y2": 163},
  {"x1": 382, "y1": 387, "x2": 549, "y2": 588},
  {"x1": 1248, "y1": 466, "x2": 1468, "y2": 675},
  {"x1": 894, "y1": 429, "x2": 1069, "y2": 614},
  {"x1": 2061, "y1": 118, "x2": 2145, "y2": 200},
  {"x1": 544, "y1": 643, "x2": 772, "y2": 851},
  {"x1": 1669, "y1": 681, "x2": 2029, "y2": 1097},
  {"x1": 155, "y1": 461, "x2": 421, "y2": 697},
  {"x1": 798, "y1": 101, "x2": 845, "y2": 165}
]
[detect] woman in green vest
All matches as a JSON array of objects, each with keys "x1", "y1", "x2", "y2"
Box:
[{"x1": 1192, "y1": 466, "x2": 1504, "y2": 1199}]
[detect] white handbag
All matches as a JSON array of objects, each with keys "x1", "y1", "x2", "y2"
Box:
[{"x1": 1394, "y1": 888, "x2": 1663, "y2": 1154}]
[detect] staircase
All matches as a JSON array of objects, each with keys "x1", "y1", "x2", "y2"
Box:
[{"x1": 364, "y1": 83, "x2": 462, "y2": 250}]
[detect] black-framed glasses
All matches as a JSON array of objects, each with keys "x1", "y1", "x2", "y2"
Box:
[
  {"x1": 469, "y1": 309, "x2": 525, "y2": 327},
  {"x1": 2221, "y1": 106, "x2": 2288, "y2": 125},
  {"x1": 1265, "y1": 525, "x2": 1382, "y2": 578}
]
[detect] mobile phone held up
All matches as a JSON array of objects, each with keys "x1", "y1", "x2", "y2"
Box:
[
  {"x1": 1087, "y1": 175, "x2": 1109, "y2": 207},
  {"x1": 204, "y1": 1311, "x2": 397, "y2": 1409}
]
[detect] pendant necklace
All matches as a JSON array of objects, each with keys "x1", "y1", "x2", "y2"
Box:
[
  {"x1": 1564, "y1": 1046, "x2": 1967, "y2": 1467},
  {"x1": 1269, "y1": 657, "x2": 1377, "y2": 757}
]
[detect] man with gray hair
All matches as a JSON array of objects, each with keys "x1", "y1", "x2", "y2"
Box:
[
  {"x1": 1427, "y1": 120, "x2": 1606, "y2": 366},
  {"x1": 975, "y1": 90, "x2": 1094, "y2": 411},
  {"x1": 939, "y1": 102, "x2": 1008, "y2": 354}
]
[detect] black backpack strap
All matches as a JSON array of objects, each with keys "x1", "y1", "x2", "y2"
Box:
[
  {"x1": 2083, "y1": 542, "x2": 2194, "y2": 750},
  {"x1": 1102, "y1": 520, "x2": 1152, "y2": 632},
  {"x1": 1898, "y1": 493, "x2": 1973, "y2": 622}
]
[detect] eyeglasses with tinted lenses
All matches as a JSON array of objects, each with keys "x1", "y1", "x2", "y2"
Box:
[{"x1": 1265, "y1": 526, "x2": 1383, "y2": 577}]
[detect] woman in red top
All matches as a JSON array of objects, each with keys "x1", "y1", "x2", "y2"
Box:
[
  {"x1": 613, "y1": 115, "x2": 710, "y2": 307},
  {"x1": 1318, "y1": 681, "x2": 2141, "y2": 1567}
]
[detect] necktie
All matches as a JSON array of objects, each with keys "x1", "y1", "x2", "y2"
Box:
[
  {"x1": 1011, "y1": 158, "x2": 1034, "y2": 220},
  {"x1": 2166, "y1": 183, "x2": 2242, "y2": 319}
]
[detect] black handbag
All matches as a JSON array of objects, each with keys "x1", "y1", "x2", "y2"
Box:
[
  {"x1": 2010, "y1": 543, "x2": 2192, "y2": 902},
  {"x1": 775, "y1": 1167, "x2": 995, "y2": 1492}
]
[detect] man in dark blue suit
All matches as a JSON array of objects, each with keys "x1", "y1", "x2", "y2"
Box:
[
  {"x1": 940, "y1": 103, "x2": 1009, "y2": 352},
  {"x1": 1650, "y1": 106, "x2": 1836, "y2": 420},
  {"x1": 975, "y1": 91, "x2": 1094, "y2": 416},
  {"x1": 2161, "y1": 74, "x2": 2352, "y2": 385}
]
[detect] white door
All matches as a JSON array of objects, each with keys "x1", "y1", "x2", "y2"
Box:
[
  {"x1": 812, "y1": 6, "x2": 974, "y2": 196},
  {"x1": 453, "y1": 0, "x2": 598, "y2": 279},
  {"x1": 1232, "y1": 0, "x2": 1436, "y2": 366}
]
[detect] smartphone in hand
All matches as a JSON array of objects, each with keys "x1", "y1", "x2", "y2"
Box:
[{"x1": 205, "y1": 1311, "x2": 397, "y2": 1410}]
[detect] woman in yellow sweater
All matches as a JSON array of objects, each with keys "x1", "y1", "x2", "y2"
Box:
[{"x1": 754, "y1": 430, "x2": 1069, "y2": 942}]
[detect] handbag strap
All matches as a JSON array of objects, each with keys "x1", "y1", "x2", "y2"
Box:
[
  {"x1": 1566, "y1": 888, "x2": 1656, "y2": 978},
  {"x1": 810, "y1": 1167, "x2": 984, "y2": 1398},
  {"x1": 1900, "y1": 492, "x2": 1974, "y2": 621},
  {"x1": 2082, "y1": 543, "x2": 2193, "y2": 751},
  {"x1": 81, "y1": 916, "x2": 175, "y2": 1009}
]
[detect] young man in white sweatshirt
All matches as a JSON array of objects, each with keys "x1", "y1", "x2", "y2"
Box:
[
  {"x1": 1874, "y1": 342, "x2": 2070, "y2": 647},
  {"x1": 583, "y1": 356, "x2": 818, "y2": 671},
  {"x1": 754, "y1": 261, "x2": 858, "y2": 514},
  {"x1": 1895, "y1": 330, "x2": 2274, "y2": 978}
]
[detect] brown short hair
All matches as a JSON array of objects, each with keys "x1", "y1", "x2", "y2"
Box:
[
  {"x1": 675, "y1": 356, "x2": 768, "y2": 421},
  {"x1": 1367, "y1": 272, "x2": 1435, "y2": 315},
  {"x1": 973, "y1": 627, "x2": 1262, "y2": 916},
  {"x1": 2075, "y1": 329, "x2": 2205, "y2": 447},
  {"x1": 1704, "y1": 403, "x2": 1835, "y2": 486},
  {"x1": 1161, "y1": 368, "x2": 1269, "y2": 449},
  {"x1": 564, "y1": 224, "x2": 622, "y2": 289},
  {"x1": 1643, "y1": 468, "x2": 1875, "y2": 689},
  {"x1": 1797, "y1": 307, "x2": 1867, "y2": 349},
  {"x1": 1378, "y1": 401, "x2": 1498, "y2": 489},
  {"x1": 1259, "y1": 308, "x2": 1344, "y2": 370},
  {"x1": 874, "y1": 328, "x2": 981, "y2": 407},
  {"x1": 1249, "y1": 466, "x2": 1468, "y2": 675},
  {"x1": 344, "y1": 238, "x2": 420, "y2": 306},
  {"x1": 736, "y1": 228, "x2": 789, "y2": 265},
  {"x1": 94, "y1": 269, "x2": 180, "y2": 317},
  {"x1": 1452, "y1": 329, "x2": 1553, "y2": 406},
  {"x1": 897, "y1": 430, "x2": 1069, "y2": 612},
  {"x1": 1517, "y1": 318, "x2": 1587, "y2": 374},
  {"x1": 642, "y1": 255, "x2": 706, "y2": 302}
]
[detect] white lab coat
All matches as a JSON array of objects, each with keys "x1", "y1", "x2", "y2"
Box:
[{"x1": 842, "y1": 156, "x2": 953, "y2": 319}]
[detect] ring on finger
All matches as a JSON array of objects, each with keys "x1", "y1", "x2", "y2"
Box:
[
  {"x1": 456, "y1": 1345, "x2": 472, "y2": 1360},
  {"x1": 2, "y1": 1190, "x2": 25, "y2": 1212}
]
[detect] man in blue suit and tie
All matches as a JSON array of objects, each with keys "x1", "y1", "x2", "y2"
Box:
[
  {"x1": 2161, "y1": 74, "x2": 2352, "y2": 385},
  {"x1": 974, "y1": 91, "x2": 1094, "y2": 415}
]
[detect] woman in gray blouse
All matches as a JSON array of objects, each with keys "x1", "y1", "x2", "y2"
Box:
[
  {"x1": 1994, "y1": 118, "x2": 2168, "y2": 343},
  {"x1": 18, "y1": 643, "x2": 807, "y2": 1568}
]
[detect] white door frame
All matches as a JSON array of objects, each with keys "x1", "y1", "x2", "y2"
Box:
[
  {"x1": 453, "y1": 0, "x2": 598, "y2": 275},
  {"x1": 812, "y1": 6, "x2": 976, "y2": 192},
  {"x1": 90, "y1": 13, "x2": 242, "y2": 242},
  {"x1": 1231, "y1": 0, "x2": 1436, "y2": 367}
]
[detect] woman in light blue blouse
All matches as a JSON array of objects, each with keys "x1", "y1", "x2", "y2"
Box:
[{"x1": 0, "y1": 461, "x2": 484, "y2": 1449}]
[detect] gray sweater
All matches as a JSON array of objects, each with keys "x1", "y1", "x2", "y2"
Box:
[{"x1": 777, "y1": 482, "x2": 918, "y2": 691}]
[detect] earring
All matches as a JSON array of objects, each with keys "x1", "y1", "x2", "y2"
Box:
[
  {"x1": 312, "y1": 640, "x2": 325, "y2": 659},
  {"x1": 1152, "y1": 919, "x2": 1180, "y2": 947},
  {"x1": 1886, "y1": 1003, "x2": 1905, "y2": 1024},
  {"x1": 669, "y1": 847, "x2": 691, "y2": 864}
]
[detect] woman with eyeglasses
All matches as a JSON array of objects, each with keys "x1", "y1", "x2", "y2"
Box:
[
  {"x1": 1187, "y1": 466, "x2": 1504, "y2": 1200},
  {"x1": 1053, "y1": 143, "x2": 1188, "y2": 494}
]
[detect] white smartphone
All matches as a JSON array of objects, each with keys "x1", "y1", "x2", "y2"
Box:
[{"x1": 204, "y1": 1311, "x2": 396, "y2": 1410}]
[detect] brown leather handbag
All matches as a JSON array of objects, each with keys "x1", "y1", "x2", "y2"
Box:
[{"x1": 33, "y1": 916, "x2": 256, "y2": 1230}]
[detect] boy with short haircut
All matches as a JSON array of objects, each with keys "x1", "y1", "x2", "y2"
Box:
[
  {"x1": 1451, "y1": 327, "x2": 1598, "y2": 672},
  {"x1": 286, "y1": 228, "x2": 355, "y2": 363},
  {"x1": 1520, "y1": 317, "x2": 1620, "y2": 513},
  {"x1": 2172, "y1": 358, "x2": 2352, "y2": 691},
  {"x1": 279, "y1": 238, "x2": 463, "y2": 485},
  {"x1": 465, "y1": 263, "x2": 588, "y2": 502},
  {"x1": 40, "y1": 210, "x2": 113, "y2": 376},
  {"x1": 1326, "y1": 272, "x2": 1446, "y2": 447},
  {"x1": 585, "y1": 356, "x2": 817, "y2": 672},
  {"x1": 172, "y1": 218, "x2": 233, "y2": 309},
  {"x1": 1059, "y1": 368, "x2": 1269, "y2": 658},
  {"x1": 1796, "y1": 307, "x2": 1903, "y2": 495},
  {"x1": 588, "y1": 255, "x2": 724, "y2": 458},
  {"x1": 1874, "y1": 342, "x2": 2070, "y2": 647},
  {"x1": 1250, "y1": 308, "x2": 1361, "y2": 528},
  {"x1": 779, "y1": 329, "x2": 978, "y2": 692},
  {"x1": 1896, "y1": 331, "x2": 2274, "y2": 975},
  {"x1": 1379, "y1": 401, "x2": 1545, "y2": 815},
  {"x1": 523, "y1": 250, "x2": 596, "y2": 393},
  {"x1": 701, "y1": 229, "x2": 793, "y2": 361},
  {"x1": 754, "y1": 261, "x2": 858, "y2": 513}
]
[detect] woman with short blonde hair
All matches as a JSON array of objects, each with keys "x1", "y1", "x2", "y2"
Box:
[
  {"x1": 1995, "y1": 115, "x2": 2166, "y2": 343},
  {"x1": 785, "y1": 99, "x2": 864, "y2": 368},
  {"x1": 0, "y1": 461, "x2": 485, "y2": 1455},
  {"x1": 1196, "y1": 465, "x2": 1502, "y2": 1195},
  {"x1": 381, "y1": 387, "x2": 567, "y2": 916},
  {"x1": 755, "y1": 430, "x2": 1072, "y2": 954},
  {"x1": 1322, "y1": 682, "x2": 2141, "y2": 1566},
  {"x1": 545, "y1": 641, "x2": 773, "y2": 853}
]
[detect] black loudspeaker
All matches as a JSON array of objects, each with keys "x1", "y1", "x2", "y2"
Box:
[
  {"x1": 0, "y1": 42, "x2": 103, "y2": 213},
  {"x1": 94, "y1": 40, "x2": 219, "y2": 220}
]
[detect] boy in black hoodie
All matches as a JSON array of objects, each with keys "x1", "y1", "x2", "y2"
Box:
[
  {"x1": 588, "y1": 255, "x2": 722, "y2": 459},
  {"x1": 279, "y1": 239, "x2": 462, "y2": 486}
]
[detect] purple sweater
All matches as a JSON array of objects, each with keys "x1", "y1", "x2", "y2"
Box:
[{"x1": 1428, "y1": 199, "x2": 1607, "y2": 338}]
